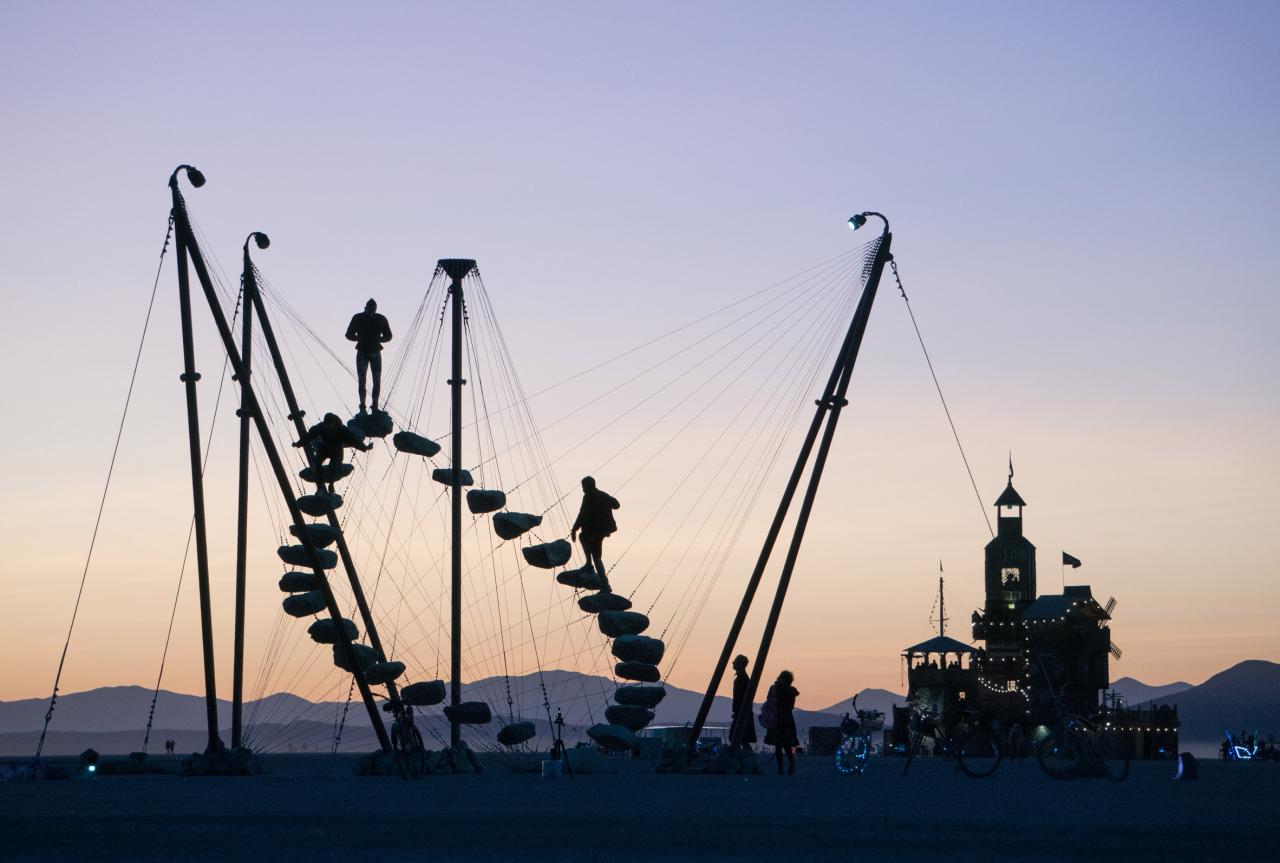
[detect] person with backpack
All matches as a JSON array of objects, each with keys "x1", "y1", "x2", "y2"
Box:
[{"x1": 762, "y1": 669, "x2": 799, "y2": 775}]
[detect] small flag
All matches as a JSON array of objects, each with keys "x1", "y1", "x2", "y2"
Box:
[{"x1": 1062, "y1": 551, "x2": 1082, "y2": 568}]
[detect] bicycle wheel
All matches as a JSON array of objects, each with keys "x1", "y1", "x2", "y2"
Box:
[
  {"x1": 956, "y1": 730, "x2": 1002, "y2": 778},
  {"x1": 1095, "y1": 730, "x2": 1131, "y2": 782},
  {"x1": 836, "y1": 735, "x2": 870, "y2": 775},
  {"x1": 1036, "y1": 730, "x2": 1080, "y2": 781}
]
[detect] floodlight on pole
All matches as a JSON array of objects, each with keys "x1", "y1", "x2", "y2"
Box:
[{"x1": 848, "y1": 211, "x2": 889, "y2": 234}]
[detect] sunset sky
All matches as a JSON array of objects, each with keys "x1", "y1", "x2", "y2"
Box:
[{"x1": 2, "y1": 2, "x2": 1277, "y2": 715}]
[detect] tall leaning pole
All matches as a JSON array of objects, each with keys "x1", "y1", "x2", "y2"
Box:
[
  {"x1": 440, "y1": 258, "x2": 477, "y2": 749},
  {"x1": 231, "y1": 231, "x2": 268, "y2": 751},
  {"x1": 168, "y1": 165, "x2": 392, "y2": 753},
  {"x1": 687, "y1": 212, "x2": 893, "y2": 749},
  {"x1": 171, "y1": 168, "x2": 223, "y2": 756}
]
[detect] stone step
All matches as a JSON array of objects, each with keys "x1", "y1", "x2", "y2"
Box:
[
  {"x1": 392, "y1": 431, "x2": 441, "y2": 457},
  {"x1": 288, "y1": 522, "x2": 342, "y2": 548},
  {"x1": 491, "y1": 511, "x2": 542, "y2": 541},
  {"x1": 297, "y1": 492, "x2": 343, "y2": 517},
  {"x1": 466, "y1": 489, "x2": 506, "y2": 514},
  {"x1": 431, "y1": 467, "x2": 474, "y2": 487},
  {"x1": 556, "y1": 565, "x2": 609, "y2": 591},
  {"x1": 615, "y1": 661, "x2": 661, "y2": 683},
  {"x1": 278, "y1": 572, "x2": 324, "y2": 593},
  {"x1": 598, "y1": 610, "x2": 650, "y2": 638},
  {"x1": 522, "y1": 539, "x2": 572, "y2": 569},
  {"x1": 578, "y1": 591, "x2": 632, "y2": 614},
  {"x1": 282, "y1": 590, "x2": 326, "y2": 618},
  {"x1": 298, "y1": 462, "x2": 353, "y2": 484},
  {"x1": 400, "y1": 680, "x2": 447, "y2": 706},
  {"x1": 611, "y1": 634, "x2": 664, "y2": 665},
  {"x1": 497, "y1": 721, "x2": 537, "y2": 747},
  {"x1": 276, "y1": 544, "x2": 339, "y2": 570},
  {"x1": 307, "y1": 617, "x2": 358, "y2": 644},
  {"x1": 614, "y1": 685, "x2": 666, "y2": 709}
]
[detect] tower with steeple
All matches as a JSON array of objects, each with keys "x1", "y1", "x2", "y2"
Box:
[
  {"x1": 984, "y1": 459, "x2": 1037, "y2": 618},
  {"x1": 889, "y1": 463, "x2": 1174, "y2": 759},
  {"x1": 970, "y1": 459, "x2": 1036, "y2": 693}
]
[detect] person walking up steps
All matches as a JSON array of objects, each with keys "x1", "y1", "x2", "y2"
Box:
[
  {"x1": 763, "y1": 670, "x2": 799, "y2": 775},
  {"x1": 570, "y1": 476, "x2": 619, "y2": 588},
  {"x1": 345, "y1": 298, "x2": 392, "y2": 413}
]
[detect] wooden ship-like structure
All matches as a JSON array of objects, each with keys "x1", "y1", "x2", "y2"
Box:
[{"x1": 894, "y1": 469, "x2": 1180, "y2": 759}]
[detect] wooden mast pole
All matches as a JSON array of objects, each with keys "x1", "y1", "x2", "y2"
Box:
[
  {"x1": 440, "y1": 258, "x2": 476, "y2": 750},
  {"x1": 231, "y1": 233, "x2": 265, "y2": 750}
]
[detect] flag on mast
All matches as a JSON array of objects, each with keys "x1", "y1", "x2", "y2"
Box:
[{"x1": 1062, "y1": 551, "x2": 1082, "y2": 568}]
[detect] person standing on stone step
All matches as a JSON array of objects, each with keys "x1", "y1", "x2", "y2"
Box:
[
  {"x1": 570, "y1": 476, "x2": 620, "y2": 587},
  {"x1": 345, "y1": 298, "x2": 393, "y2": 413},
  {"x1": 763, "y1": 670, "x2": 799, "y2": 775},
  {"x1": 730, "y1": 654, "x2": 758, "y2": 749}
]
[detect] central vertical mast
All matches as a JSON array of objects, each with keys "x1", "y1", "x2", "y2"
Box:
[
  {"x1": 938, "y1": 574, "x2": 947, "y2": 638},
  {"x1": 440, "y1": 258, "x2": 476, "y2": 749}
]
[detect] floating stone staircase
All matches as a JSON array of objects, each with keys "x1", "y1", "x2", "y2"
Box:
[{"x1": 280, "y1": 407, "x2": 664, "y2": 756}]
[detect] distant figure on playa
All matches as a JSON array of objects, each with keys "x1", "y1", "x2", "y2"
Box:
[
  {"x1": 295, "y1": 412, "x2": 372, "y2": 473},
  {"x1": 730, "y1": 654, "x2": 757, "y2": 748},
  {"x1": 570, "y1": 476, "x2": 619, "y2": 587},
  {"x1": 763, "y1": 670, "x2": 799, "y2": 775},
  {"x1": 345, "y1": 298, "x2": 393, "y2": 413},
  {"x1": 1006, "y1": 722, "x2": 1025, "y2": 761}
]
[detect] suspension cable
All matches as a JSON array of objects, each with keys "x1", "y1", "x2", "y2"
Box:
[
  {"x1": 35, "y1": 213, "x2": 174, "y2": 760},
  {"x1": 891, "y1": 259, "x2": 993, "y2": 537}
]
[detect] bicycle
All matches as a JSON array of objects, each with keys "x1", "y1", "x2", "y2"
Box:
[
  {"x1": 835, "y1": 696, "x2": 884, "y2": 775},
  {"x1": 900, "y1": 704, "x2": 1002, "y2": 778},
  {"x1": 1033, "y1": 658, "x2": 1130, "y2": 782},
  {"x1": 387, "y1": 701, "x2": 427, "y2": 778}
]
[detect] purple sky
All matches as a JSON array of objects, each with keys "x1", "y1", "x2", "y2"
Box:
[{"x1": 2, "y1": 2, "x2": 1277, "y2": 708}]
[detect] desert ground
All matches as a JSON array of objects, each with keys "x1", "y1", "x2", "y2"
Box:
[{"x1": 2, "y1": 753, "x2": 1275, "y2": 862}]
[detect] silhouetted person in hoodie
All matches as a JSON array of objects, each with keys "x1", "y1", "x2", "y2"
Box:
[
  {"x1": 570, "y1": 476, "x2": 619, "y2": 587},
  {"x1": 346, "y1": 299, "x2": 392, "y2": 412},
  {"x1": 764, "y1": 670, "x2": 799, "y2": 775}
]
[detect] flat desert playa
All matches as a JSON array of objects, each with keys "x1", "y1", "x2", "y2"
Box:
[{"x1": 2, "y1": 755, "x2": 1276, "y2": 862}]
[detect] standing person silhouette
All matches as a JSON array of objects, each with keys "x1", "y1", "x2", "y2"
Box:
[
  {"x1": 764, "y1": 670, "x2": 799, "y2": 775},
  {"x1": 345, "y1": 299, "x2": 392, "y2": 413},
  {"x1": 730, "y1": 654, "x2": 758, "y2": 749},
  {"x1": 570, "y1": 476, "x2": 619, "y2": 588}
]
